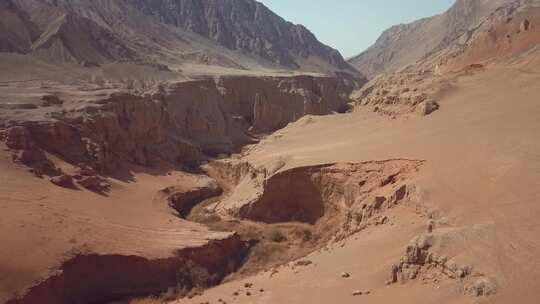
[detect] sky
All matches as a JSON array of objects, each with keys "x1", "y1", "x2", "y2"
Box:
[{"x1": 259, "y1": 0, "x2": 456, "y2": 58}]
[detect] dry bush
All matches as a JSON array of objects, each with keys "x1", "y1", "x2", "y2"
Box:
[
  {"x1": 269, "y1": 228, "x2": 287, "y2": 243},
  {"x1": 188, "y1": 212, "x2": 221, "y2": 224},
  {"x1": 291, "y1": 225, "x2": 314, "y2": 242},
  {"x1": 129, "y1": 297, "x2": 162, "y2": 304}
]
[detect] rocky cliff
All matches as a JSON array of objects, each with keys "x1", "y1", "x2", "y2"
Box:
[{"x1": 0, "y1": 75, "x2": 354, "y2": 174}]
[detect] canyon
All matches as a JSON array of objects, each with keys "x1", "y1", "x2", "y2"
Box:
[{"x1": 1, "y1": 0, "x2": 540, "y2": 304}]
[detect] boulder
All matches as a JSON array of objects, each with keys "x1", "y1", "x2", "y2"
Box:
[
  {"x1": 418, "y1": 100, "x2": 439, "y2": 115},
  {"x1": 465, "y1": 278, "x2": 497, "y2": 297},
  {"x1": 427, "y1": 220, "x2": 435, "y2": 233},
  {"x1": 294, "y1": 260, "x2": 313, "y2": 267},
  {"x1": 78, "y1": 176, "x2": 109, "y2": 191},
  {"x1": 388, "y1": 264, "x2": 399, "y2": 284},
  {"x1": 76, "y1": 164, "x2": 97, "y2": 176},
  {"x1": 50, "y1": 174, "x2": 74, "y2": 188},
  {"x1": 520, "y1": 19, "x2": 530, "y2": 31}
]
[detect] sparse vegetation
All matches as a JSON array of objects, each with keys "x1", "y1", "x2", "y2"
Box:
[
  {"x1": 269, "y1": 228, "x2": 287, "y2": 243},
  {"x1": 129, "y1": 296, "x2": 162, "y2": 304}
]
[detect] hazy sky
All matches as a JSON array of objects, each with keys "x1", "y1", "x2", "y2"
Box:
[{"x1": 259, "y1": 0, "x2": 456, "y2": 58}]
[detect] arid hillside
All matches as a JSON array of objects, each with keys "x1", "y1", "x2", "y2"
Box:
[
  {"x1": 350, "y1": 0, "x2": 540, "y2": 118},
  {"x1": 348, "y1": 0, "x2": 540, "y2": 78},
  {"x1": 0, "y1": 0, "x2": 360, "y2": 76}
]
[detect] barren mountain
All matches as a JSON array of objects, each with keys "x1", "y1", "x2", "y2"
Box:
[
  {"x1": 350, "y1": 0, "x2": 540, "y2": 117},
  {"x1": 129, "y1": 0, "x2": 351, "y2": 70},
  {"x1": 348, "y1": 0, "x2": 513, "y2": 78},
  {"x1": 1, "y1": 0, "x2": 359, "y2": 76}
]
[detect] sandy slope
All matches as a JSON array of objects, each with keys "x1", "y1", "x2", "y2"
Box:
[
  {"x1": 0, "y1": 156, "x2": 234, "y2": 303},
  {"x1": 176, "y1": 209, "x2": 465, "y2": 304},
  {"x1": 172, "y1": 62, "x2": 540, "y2": 303}
]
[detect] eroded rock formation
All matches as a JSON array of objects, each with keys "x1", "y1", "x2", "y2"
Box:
[
  {"x1": 205, "y1": 159, "x2": 425, "y2": 241},
  {"x1": 0, "y1": 75, "x2": 353, "y2": 174},
  {"x1": 7, "y1": 234, "x2": 249, "y2": 304},
  {"x1": 352, "y1": 70, "x2": 445, "y2": 117},
  {"x1": 387, "y1": 224, "x2": 498, "y2": 298}
]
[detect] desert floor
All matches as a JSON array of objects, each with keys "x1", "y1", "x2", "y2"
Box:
[{"x1": 171, "y1": 63, "x2": 540, "y2": 304}]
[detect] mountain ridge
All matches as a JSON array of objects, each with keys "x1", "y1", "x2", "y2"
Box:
[
  {"x1": 1, "y1": 0, "x2": 360, "y2": 77},
  {"x1": 348, "y1": 0, "x2": 513, "y2": 78}
]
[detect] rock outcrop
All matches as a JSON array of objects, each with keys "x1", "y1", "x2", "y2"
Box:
[
  {"x1": 387, "y1": 225, "x2": 498, "y2": 298},
  {"x1": 388, "y1": 232, "x2": 473, "y2": 285},
  {"x1": 352, "y1": 70, "x2": 445, "y2": 117},
  {"x1": 206, "y1": 159, "x2": 424, "y2": 240},
  {"x1": 49, "y1": 174, "x2": 74, "y2": 188},
  {"x1": 4, "y1": 125, "x2": 58, "y2": 176}
]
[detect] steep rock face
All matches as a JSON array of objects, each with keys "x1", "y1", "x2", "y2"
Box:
[
  {"x1": 0, "y1": 75, "x2": 353, "y2": 172},
  {"x1": 130, "y1": 0, "x2": 351, "y2": 70},
  {"x1": 349, "y1": 0, "x2": 511, "y2": 78}
]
